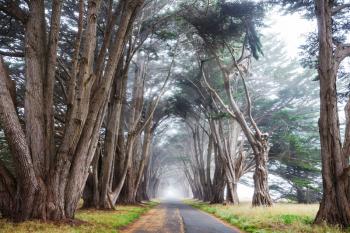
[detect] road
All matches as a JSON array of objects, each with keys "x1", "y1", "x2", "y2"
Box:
[{"x1": 121, "y1": 200, "x2": 240, "y2": 233}]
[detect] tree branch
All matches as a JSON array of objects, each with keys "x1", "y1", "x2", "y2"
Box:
[
  {"x1": 0, "y1": 50, "x2": 24, "y2": 57},
  {"x1": 134, "y1": 40, "x2": 179, "y2": 134},
  {"x1": 0, "y1": 57, "x2": 38, "y2": 212},
  {"x1": 67, "y1": 0, "x2": 84, "y2": 109},
  {"x1": 224, "y1": 41, "x2": 262, "y2": 137},
  {"x1": 334, "y1": 43, "x2": 350, "y2": 65},
  {"x1": 0, "y1": 1, "x2": 28, "y2": 23},
  {"x1": 342, "y1": 96, "x2": 350, "y2": 158},
  {"x1": 332, "y1": 3, "x2": 350, "y2": 15},
  {"x1": 200, "y1": 62, "x2": 236, "y2": 119}
]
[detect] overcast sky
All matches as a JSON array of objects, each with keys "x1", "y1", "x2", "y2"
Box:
[{"x1": 263, "y1": 10, "x2": 317, "y2": 58}]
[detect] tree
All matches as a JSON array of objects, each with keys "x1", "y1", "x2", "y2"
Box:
[
  {"x1": 273, "y1": 0, "x2": 350, "y2": 226},
  {"x1": 181, "y1": 0, "x2": 273, "y2": 206},
  {"x1": 250, "y1": 33, "x2": 322, "y2": 203},
  {"x1": 169, "y1": 61, "x2": 255, "y2": 204},
  {"x1": 0, "y1": 0, "x2": 145, "y2": 221},
  {"x1": 314, "y1": 0, "x2": 350, "y2": 225}
]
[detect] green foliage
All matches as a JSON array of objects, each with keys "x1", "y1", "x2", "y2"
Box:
[
  {"x1": 278, "y1": 214, "x2": 313, "y2": 225},
  {"x1": 168, "y1": 93, "x2": 197, "y2": 119},
  {"x1": 291, "y1": 178, "x2": 313, "y2": 189},
  {"x1": 155, "y1": 30, "x2": 178, "y2": 40},
  {"x1": 208, "y1": 111, "x2": 230, "y2": 120},
  {"x1": 182, "y1": 1, "x2": 264, "y2": 59}
]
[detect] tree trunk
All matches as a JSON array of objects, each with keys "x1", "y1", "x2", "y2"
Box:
[
  {"x1": 136, "y1": 179, "x2": 149, "y2": 202},
  {"x1": 0, "y1": 0, "x2": 145, "y2": 221},
  {"x1": 203, "y1": 135, "x2": 213, "y2": 202},
  {"x1": 0, "y1": 57, "x2": 38, "y2": 221},
  {"x1": 232, "y1": 183, "x2": 239, "y2": 203},
  {"x1": 210, "y1": 152, "x2": 226, "y2": 204},
  {"x1": 148, "y1": 177, "x2": 160, "y2": 199},
  {"x1": 82, "y1": 145, "x2": 101, "y2": 208},
  {"x1": 252, "y1": 140, "x2": 272, "y2": 206},
  {"x1": 314, "y1": 0, "x2": 350, "y2": 226},
  {"x1": 210, "y1": 185, "x2": 225, "y2": 204},
  {"x1": 99, "y1": 63, "x2": 126, "y2": 209},
  {"x1": 296, "y1": 188, "x2": 308, "y2": 204},
  {"x1": 133, "y1": 115, "x2": 154, "y2": 200},
  {"x1": 118, "y1": 161, "x2": 138, "y2": 204},
  {"x1": 0, "y1": 161, "x2": 16, "y2": 218},
  {"x1": 202, "y1": 46, "x2": 273, "y2": 207}
]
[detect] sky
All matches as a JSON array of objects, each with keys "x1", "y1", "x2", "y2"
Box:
[{"x1": 263, "y1": 10, "x2": 317, "y2": 58}]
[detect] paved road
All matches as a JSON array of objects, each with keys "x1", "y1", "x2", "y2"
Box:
[{"x1": 121, "y1": 200, "x2": 240, "y2": 233}]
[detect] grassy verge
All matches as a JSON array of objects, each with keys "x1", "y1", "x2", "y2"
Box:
[
  {"x1": 185, "y1": 200, "x2": 350, "y2": 233},
  {"x1": 0, "y1": 201, "x2": 158, "y2": 233}
]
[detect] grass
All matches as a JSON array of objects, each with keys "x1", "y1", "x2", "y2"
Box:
[
  {"x1": 0, "y1": 201, "x2": 158, "y2": 233},
  {"x1": 185, "y1": 200, "x2": 350, "y2": 233}
]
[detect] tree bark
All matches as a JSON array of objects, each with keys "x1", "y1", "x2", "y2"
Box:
[
  {"x1": 0, "y1": 160, "x2": 16, "y2": 218},
  {"x1": 0, "y1": 58, "x2": 38, "y2": 221},
  {"x1": 314, "y1": 0, "x2": 350, "y2": 226},
  {"x1": 0, "y1": 0, "x2": 145, "y2": 221},
  {"x1": 202, "y1": 44, "x2": 273, "y2": 207},
  {"x1": 99, "y1": 63, "x2": 126, "y2": 209},
  {"x1": 252, "y1": 139, "x2": 272, "y2": 206},
  {"x1": 210, "y1": 148, "x2": 226, "y2": 204},
  {"x1": 82, "y1": 144, "x2": 101, "y2": 209}
]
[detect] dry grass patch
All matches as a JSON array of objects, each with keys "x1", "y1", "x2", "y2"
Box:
[
  {"x1": 0, "y1": 201, "x2": 158, "y2": 233},
  {"x1": 185, "y1": 200, "x2": 350, "y2": 233}
]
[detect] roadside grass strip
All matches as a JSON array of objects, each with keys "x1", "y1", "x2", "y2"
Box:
[
  {"x1": 0, "y1": 201, "x2": 158, "y2": 233},
  {"x1": 185, "y1": 200, "x2": 349, "y2": 233}
]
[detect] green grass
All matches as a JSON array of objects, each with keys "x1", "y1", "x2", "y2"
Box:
[
  {"x1": 185, "y1": 200, "x2": 350, "y2": 233},
  {"x1": 0, "y1": 201, "x2": 158, "y2": 233}
]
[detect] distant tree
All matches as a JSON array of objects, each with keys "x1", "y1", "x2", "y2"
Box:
[{"x1": 181, "y1": 0, "x2": 273, "y2": 206}]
